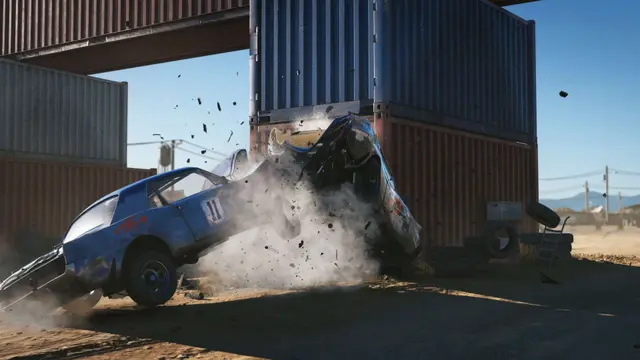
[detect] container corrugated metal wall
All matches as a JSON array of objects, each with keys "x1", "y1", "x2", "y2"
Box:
[
  {"x1": 256, "y1": 0, "x2": 374, "y2": 112},
  {"x1": 374, "y1": 114, "x2": 538, "y2": 248},
  {"x1": 252, "y1": 0, "x2": 536, "y2": 144},
  {"x1": 0, "y1": 58, "x2": 128, "y2": 166},
  {"x1": 0, "y1": 0, "x2": 249, "y2": 56},
  {"x1": 251, "y1": 115, "x2": 538, "y2": 248},
  {"x1": 382, "y1": 0, "x2": 535, "y2": 140},
  {"x1": 0, "y1": 156, "x2": 156, "y2": 248}
]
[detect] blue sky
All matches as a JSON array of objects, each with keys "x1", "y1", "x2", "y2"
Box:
[{"x1": 95, "y1": 0, "x2": 640, "y2": 200}]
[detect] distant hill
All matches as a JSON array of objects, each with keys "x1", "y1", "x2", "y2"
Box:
[{"x1": 540, "y1": 192, "x2": 640, "y2": 211}]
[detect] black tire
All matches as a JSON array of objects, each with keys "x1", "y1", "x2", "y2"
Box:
[
  {"x1": 526, "y1": 202, "x2": 561, "y2": 228},
  {"x1": 482, "y1": 222, "x2": 520, "y2": 259},
  {"x1": 125, "y1": 250, "x2": 178, "y2": 308}
]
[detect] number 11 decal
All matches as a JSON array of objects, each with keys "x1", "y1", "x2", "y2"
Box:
[{"x1": 205, "y1": 197, "x2": 225, "y2": 223}]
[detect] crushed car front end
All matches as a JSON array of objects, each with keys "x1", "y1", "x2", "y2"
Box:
[
  {"x1": 267, "y1": 114, "x2": 422, "y2": 269},
  {"x1": 0, "y1": 245, "x2": 90, "y2": 312}
]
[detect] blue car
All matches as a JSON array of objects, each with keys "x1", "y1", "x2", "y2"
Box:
[
  {"x1": 268, "y1": 114, "x2": 422, "y2": 274},
  {"x1": 0, "y1": 161, "x2": 300, "y2": 313}
]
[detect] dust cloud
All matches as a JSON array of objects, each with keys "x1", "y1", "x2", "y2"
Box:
[
  {"x1": 197, "y1": 146, "x2": 381, "y2": 291},
  {"x1": 570, "y1": 225, "x2": 640, "y2": 256},
  {"x1": 0, "y1": 241, "x2": 81, "y2": 329}
]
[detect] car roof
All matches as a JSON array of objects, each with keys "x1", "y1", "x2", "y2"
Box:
[{"x1": 82, "y1": 166, "x2": 202, "y2": 213}]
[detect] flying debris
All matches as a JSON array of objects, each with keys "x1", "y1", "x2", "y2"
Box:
[
  {"x1": 197, "y1": 97, "x2": 202, "y2": 105},
  {"x1": 191, "y1": 134, "x2": 195, "y2": 139},
  {"x1": 202, "y1": 124, "x2": 208, "y2": 133},
  {"x1": 201, "y1": 150, "x2": 207, "y2": 155},
  {"x1": 559, "y1": 90, "x2": 568, "y2": 98},
  {"x1": 227, "y1": 130, "x2": 234, "y2": 143},
  {"x1": 152, "y1": 133, "x2": 164, "y2": 140},
  {"x1": 233, "y1": 101, "x2": 237, "y2": 106},
  {"x1": 217, "y1": 102, "x2": 222, "y2": 112},
  {"x1": 178, "y1": 74, "x2": 181, "y2": 78},
  {"x1": 186, "y1": 158, "x2": 191, "y2": 163}
]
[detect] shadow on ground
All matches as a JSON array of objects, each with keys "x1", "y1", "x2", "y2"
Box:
[{"x1": 63, "y1": 258, "x2": 640, "y2": 359}]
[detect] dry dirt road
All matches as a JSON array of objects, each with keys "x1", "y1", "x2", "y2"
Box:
[
  {"x1": 571, "y1": 225, "x2": 640, "y2": 255},
  {"x1": 2, "y1": 254, "x2": 640, "y2": 360}
]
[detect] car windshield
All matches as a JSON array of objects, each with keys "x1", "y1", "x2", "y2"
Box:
[{"x1": 63, "y1": 196, "x2": 119, "y2": 243}]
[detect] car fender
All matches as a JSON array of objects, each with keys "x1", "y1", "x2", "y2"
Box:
[
  {"x1": 64, "y1": 206, "x2": 194, "y2": 288},
  {"x1": 62, "y1": 230, "x2": 118, "y2": 290},
  {"x1": 108, "y1": 206, "x2": 195, "y2": 277}
]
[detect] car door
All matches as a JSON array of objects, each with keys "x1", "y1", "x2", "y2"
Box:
[{"x1": 154, "y1": 170, "x2": 230, "y2": 244}]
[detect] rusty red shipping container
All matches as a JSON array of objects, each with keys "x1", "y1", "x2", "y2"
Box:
[
  {"x1": 0, "y1": 0, "x2": 249, "y2": 56},
  {"x1": 374, "y1": 114, "x2": 538, "y2": 248},
  {"x1": 0, "y1": 156, "x2": 156, "y2": 249},
  {"x1": 251, "y1": 115, "x2": 538, "y2": 248}
]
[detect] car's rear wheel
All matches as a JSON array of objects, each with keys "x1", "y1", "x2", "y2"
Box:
[{"x1": 125, "y1": 250, "x2": 177, "y2": 307}]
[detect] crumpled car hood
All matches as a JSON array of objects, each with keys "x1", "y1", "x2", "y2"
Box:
[{"x1": 0, "y1": 246, "x2": 62, "y2": 291}]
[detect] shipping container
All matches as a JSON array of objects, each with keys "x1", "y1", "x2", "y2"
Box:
[
  {"x1": 0, "y1": 157, "x2": 156, "y2": 265},
  {"x1": 0, "y1": 0, "x2": 249, "y2": 56},
  {"x1": 374, "y1": 113, "x2": 538, "y2": 248},
  {"x1": 0, "y1": 58, "x2": 128, "y2": 166},
  {"x1": 250, "y1": 113, "x2": 538, "y2": 249},
  {"x1": 251, "y1": 0, "x2": 536, "y2": 144}
]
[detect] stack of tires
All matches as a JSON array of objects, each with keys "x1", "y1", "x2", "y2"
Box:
[{"x1": 520, "y1": 202, "x2": 574, "y2": 265}]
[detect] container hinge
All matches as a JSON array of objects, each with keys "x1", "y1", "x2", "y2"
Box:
[
  {"x1": 373, "y1": 77, "x2": 377, "y2": 87},
  {"x1": 372, "y1": 1, "x2": 377, "y2": 11},
  {"x1": 373, "y1": 34, "x2": 377, "y2": 43}
]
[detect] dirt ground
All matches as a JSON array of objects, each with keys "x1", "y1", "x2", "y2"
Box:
[
  {"x1": 3, "y1": 229, "x2": 640, "y2": 360},
  {"x1": 571, "y1": 225, "x2": 640, "y2": 255}
]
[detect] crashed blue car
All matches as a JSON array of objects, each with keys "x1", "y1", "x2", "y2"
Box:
[
  {"x1": 267, "y1": 114, "x2": 422, "y2": 273},
  {"x1": 0, "y1": 163, "x2": 300, "y2": 314}
]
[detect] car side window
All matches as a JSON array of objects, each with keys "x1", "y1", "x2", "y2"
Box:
[{"x1": 148, "y1": 171, "x2": 219, "y2": 207}]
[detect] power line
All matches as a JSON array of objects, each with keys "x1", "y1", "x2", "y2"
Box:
[
  {"x1": 609, "y1": 168, "x2": 640, "y2": 177},
  {"x1": 175, "y1": 146, "x2": 224, "y2": 161},
  {"x1": 610, "y1": 186, "x2": 640, "y2": 191},
  {"x1": 539, "y1": 170, "x2": 601, "y2": 181},
  {"x1": 177, "y1": 139, "x2": 229, "y2": 158},
  {"x1": 539, "y1": 184, "x2": 585, "y2": 194}
]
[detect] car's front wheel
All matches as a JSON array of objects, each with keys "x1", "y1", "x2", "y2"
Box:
[{"x1": 125, "y1": 250, "x2": 178, "y2": 307}]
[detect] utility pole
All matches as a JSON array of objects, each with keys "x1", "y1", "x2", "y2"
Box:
[
  {"x1": 171, "y1": 140, "x2": 176, "y2": 171},
  {"x1": 604, "y1": 165, "x2": 610, "y2": 223},
  {"x1": 618, "y1": 191, "x2": 622, "y2": 212},
  {"x1": 584, "y1": 180, "x2": 589, "y2": 211}
]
